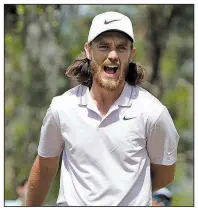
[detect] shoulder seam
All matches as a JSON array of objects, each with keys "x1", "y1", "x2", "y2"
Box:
[
  {"x1": 50, "y1": 99, "x2": 61, "y2": 129},
  {"x1": 150, "y1": 105, "x2": 166, "y2": 129}
]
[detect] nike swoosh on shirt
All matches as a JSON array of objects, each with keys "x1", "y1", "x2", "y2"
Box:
[
  {"x1": 123, "y1": 116, "x2": 136, "y2": 120},
  {"x1": 104, "y1": 19, "x2": 120, "y2": 24}
]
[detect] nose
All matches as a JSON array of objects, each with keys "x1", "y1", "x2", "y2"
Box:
[{"x1": 108, "y1": 50, "x2": 119, "y2": 61}]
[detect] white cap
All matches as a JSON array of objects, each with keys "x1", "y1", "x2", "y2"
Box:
[
  {"x1": 153, "y1": 188, "x2": 173, "y2": 199},
  {"x1": 88, "y1": 11, "x2": 135, "y2": 43}
]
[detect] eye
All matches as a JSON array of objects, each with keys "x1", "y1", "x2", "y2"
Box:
[
  {"x1": 99, "y1": 45, "x2": 109, "y2": 50},
  {"x1": 117, "y1": 46, "x2": 127, "y2": 52}
]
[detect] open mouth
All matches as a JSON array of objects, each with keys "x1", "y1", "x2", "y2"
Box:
[{"x1": 103, "y1": 65, "x2": 119, "y2": 74}]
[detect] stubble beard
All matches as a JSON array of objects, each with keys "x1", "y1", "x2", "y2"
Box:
[{"x1": 90, "y1": 61, "x2": 127, "y2": 91}]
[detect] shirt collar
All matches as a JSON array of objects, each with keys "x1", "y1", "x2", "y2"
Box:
[
  {"x1": 78, "y1": 84, "x2": 88, "y2": 106},
  {"x1": 116, "y1": 83, "x2": 134, "y2": 107},
  {"x1": 78, "y1": 83, "x2": 135, "y2": 107}
]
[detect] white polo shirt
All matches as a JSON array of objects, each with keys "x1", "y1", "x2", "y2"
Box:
[{"x1": 38, "y1": 83, "x2": 179, "y2": 206}]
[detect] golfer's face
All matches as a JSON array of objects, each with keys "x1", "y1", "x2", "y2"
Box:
[{"x1": 88, "y1": 31, "x2": 135, "y2": 91}]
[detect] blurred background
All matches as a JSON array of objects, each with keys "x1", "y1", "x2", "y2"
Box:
[{"x1": 5, "y1": 4, "x2": 194, "y2": 206}]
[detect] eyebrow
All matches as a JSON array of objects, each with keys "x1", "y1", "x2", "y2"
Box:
[
  {"x1": 117, "y1": 41, "x2": 128, "y2": 47},
  {"x1": 97, "y1": 40, "x2": 129, "y2": 47},
  {"x1": 97, "y1": 40, "x2": 109, "y2": 45}
]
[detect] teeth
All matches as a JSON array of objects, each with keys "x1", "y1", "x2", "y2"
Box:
[{"x1": 106, "y1": 66, "x2": 118, "y2": 68}]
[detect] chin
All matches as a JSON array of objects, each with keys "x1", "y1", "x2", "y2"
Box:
[{"x1": 97, "y1": 78, "x2": 124, "y2": 91}]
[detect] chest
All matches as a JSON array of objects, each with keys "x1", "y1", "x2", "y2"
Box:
[{"x1": 58, "y1": 107, "x2": 147, "y2": 164}]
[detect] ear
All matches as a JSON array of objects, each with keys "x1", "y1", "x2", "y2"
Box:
[
  {"x1": 84, "y1": 42, "x2": 92, "y2": 60},
  {"x1": 130, "y1": 47, "x2": 136, "y2": 61}
]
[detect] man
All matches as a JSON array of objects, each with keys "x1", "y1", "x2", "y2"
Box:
[
  {"x1": 152, "y1": 187, "x2": 173, "y2": 206},
  {"x1": 5, "y1": 178, "x2": 28, "y2": 206},
  {"x1": 26, "y1": 11, "x2": 179, "y2": 206}
]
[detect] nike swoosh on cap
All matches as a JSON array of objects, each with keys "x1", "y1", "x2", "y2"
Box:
[{"x1": 104, "y1": 19, "x2": 121, "y2": 24}]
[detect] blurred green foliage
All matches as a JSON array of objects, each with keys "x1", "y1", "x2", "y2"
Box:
[{"x1": 5, "y1": 5, "x2": 194, "y2": 206}]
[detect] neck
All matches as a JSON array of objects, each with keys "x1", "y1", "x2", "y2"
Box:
[{"x1": 90, "y1": 80, "x2": 125, "y2": 115}]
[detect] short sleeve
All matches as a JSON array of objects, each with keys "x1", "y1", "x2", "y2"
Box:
[
  {"x1": 38, "y1": 102, "x2": 64, "y2": 157},
  {"x1": 147, "y1": 107, "x2": 180, "y2": 165}
]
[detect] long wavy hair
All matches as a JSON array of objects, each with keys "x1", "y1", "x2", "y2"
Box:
[{"x1": 65, "y1": 51, "x2": 146, "y2": 87}]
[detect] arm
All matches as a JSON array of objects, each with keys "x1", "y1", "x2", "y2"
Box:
[
  {"x1": 151, "y1": 163, "x2": 176, "y2": 192},
  {"x1": 147, "y1": 107, "x2": 179, "y2": 191},
  {"x1": 26, "y1": 102, "x2": 64, "y2": 206},
  {"x1": 26, "y1": 155, "x2": 59, "y2": 206}
]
